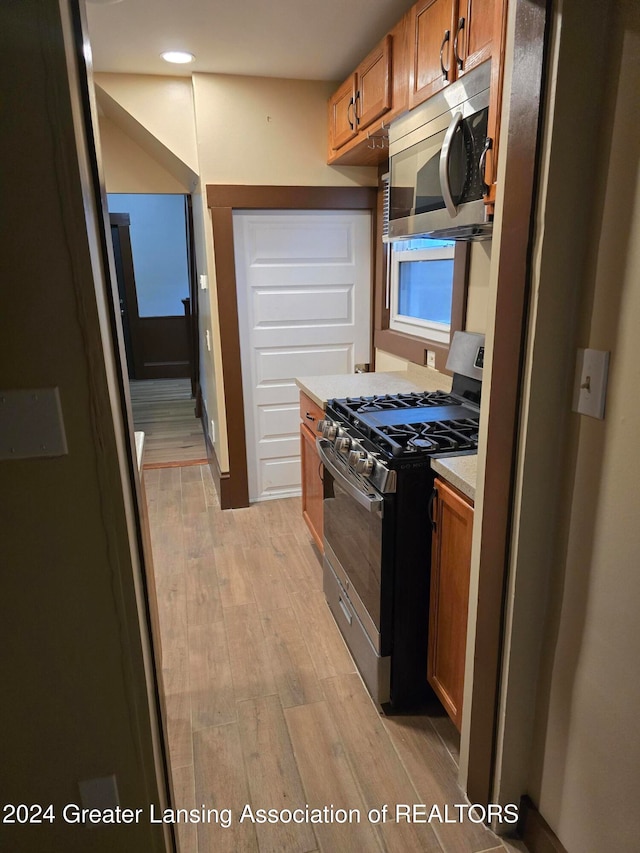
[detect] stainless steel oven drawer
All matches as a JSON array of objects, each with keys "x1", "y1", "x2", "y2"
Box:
[{"x1": 323, "y1": 558, "x2": 390, "y2": 705}]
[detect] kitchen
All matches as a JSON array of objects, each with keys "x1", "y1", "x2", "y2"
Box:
[
  {"x1": 100, "y1": 0, "x2": 529, "y2": 841},
  {"x1": 2, "y1": 1, "x2": 630, "y2": 849},
  {"x1": 89, "y1": 0, "x2": 525, "y2": 844}
]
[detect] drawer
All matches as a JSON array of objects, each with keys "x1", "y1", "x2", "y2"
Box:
[{"x1": 299, "y1": 391, "x2": 324, "y2": 435}]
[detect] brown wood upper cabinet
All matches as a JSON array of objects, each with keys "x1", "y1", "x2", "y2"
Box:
[
  {"x1": 329, "y1": 35, "x2": 392, "y2": 153},
  {"x1": 410, "y1": 0, "x2": 495, "y2": 109}
]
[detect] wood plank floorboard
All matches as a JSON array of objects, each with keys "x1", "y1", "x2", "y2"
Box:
[
  {"x1": 145, "y1": 465, "x2": 509, "y2": 853},
  {"x1": 131, "y1": 378, "x2": 207, "y2": 467}
]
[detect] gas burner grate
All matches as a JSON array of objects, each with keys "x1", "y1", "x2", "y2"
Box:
[
  {"x1": 342, "y1": 391, "x2": 461, "y2": 414},
  {"x1": 376, "y1": 417, "x2": 479, "y2": 458}
]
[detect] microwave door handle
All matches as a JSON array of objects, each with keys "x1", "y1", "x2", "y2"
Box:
[
  {"x1": 439, "y1": 111, "x2": 463, "y2": 217},
  {"x1": 316, "y1": 439, "x2": 383, "y2": 514}
]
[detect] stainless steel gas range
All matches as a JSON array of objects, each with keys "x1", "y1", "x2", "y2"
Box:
[{"x1": 317, "y1": 332, "x2": 484, "y2": 712}]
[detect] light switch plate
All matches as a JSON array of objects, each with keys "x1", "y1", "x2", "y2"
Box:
[
  {"x1": 572, "y1": 348, "x2": 610, "y2": 419},
  {"x1": 0, "y1": 388, "x2": 68, "y2": 459},
  {"x1": 205, "y1": 329, "x2": 211, "y2": 351},
  {"x1": 199, "y1": 274, "x2": 208, "y2": 290}
]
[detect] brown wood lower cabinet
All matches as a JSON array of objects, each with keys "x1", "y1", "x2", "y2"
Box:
[
  {"x1": 300, "y1": 392, "x2": 324, "y2": 552},
  {"x1": 428, "y1": 476, "x2": 474, "y2": 730}
]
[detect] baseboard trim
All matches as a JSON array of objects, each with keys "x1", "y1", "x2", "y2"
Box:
[
  {"x1": 518, "y1": 796, "x2": 568, "y2": 853},
  {"x1": 143, "y1": 459, "x2": 208, "y2": 470},
  {"x1": 201, "y1": 414, "x2": 236, "y2": 510}
]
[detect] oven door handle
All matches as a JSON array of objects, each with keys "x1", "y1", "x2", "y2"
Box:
[{"x1": 316, "y1": 439, "x2": 384, "y2": 514}]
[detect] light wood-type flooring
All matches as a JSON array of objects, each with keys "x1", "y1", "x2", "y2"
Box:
[
  {"x1": 130, "y1": 378, "x2": 207, "y2": 467},
  {"x1": 145, "y1": 464, "x2": 525, "y2": 853}
]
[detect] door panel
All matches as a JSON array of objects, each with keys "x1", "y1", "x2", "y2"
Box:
[{"x1": 234, "y1": 210, "x2": 371, "y2": 502}]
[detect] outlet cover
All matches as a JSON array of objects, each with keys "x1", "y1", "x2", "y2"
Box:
[
  {"x1": 205, "y1": 329, "x2": 211, "y2": 351},
  {"x1": 210, "y1": 420, "x2": 216, "y2": 443},
  {"x1": 572, "y1": 348, "x2": 610, "y2": 419},
  {"x1": 426, "y1": 350, "x2": 436, "y2": 369},
  {"x1": 199, "y1": 274, "x2": 208, "y2": 290}
]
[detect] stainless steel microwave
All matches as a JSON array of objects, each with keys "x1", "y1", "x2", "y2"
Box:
[{"x1": 388, "y1": 62, "x2": 492, "y2": 242}]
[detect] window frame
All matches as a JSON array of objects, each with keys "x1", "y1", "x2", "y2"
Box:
[
  {"x1": 373, "y1": 178, "x2": 470, "y2": 373},
  {"x1": 388, "y1": 240, "x2": 457, "y2": 343}
]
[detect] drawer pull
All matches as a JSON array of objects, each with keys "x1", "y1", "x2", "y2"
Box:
[{"x1": 305, "y1": 412, "x2": 316, "y2": 421}]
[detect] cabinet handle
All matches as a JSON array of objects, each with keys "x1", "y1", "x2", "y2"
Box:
[
  {"x1": 454, "y1": 17, "x2": 465, "y2": 71},
  {"x1": 428, "y1": 487, "x2": 438, "y2": 531},
  {"x1": 354, "y1": 90, "x2": 361, "y2": 126},
  {"x1": 347, "y1": 97, "x2": 355, "y2": 130},
  {"x1": 305, "y1": 412, "x2": 316, "y2": 422},
  {"x1": 439, "y1": 29, "x2": 451, "y2": 81},
  {"x1": 479, "y1": 136, "x2": 493, "y2": 193}
]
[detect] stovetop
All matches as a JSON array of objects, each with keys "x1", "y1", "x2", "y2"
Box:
[{"x1": 328, "y1": 393, "x2": 480, "y2": 461}]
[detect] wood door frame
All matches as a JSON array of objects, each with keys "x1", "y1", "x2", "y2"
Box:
[
  {"x1": 110, "y1": 212, "x2": 146, "y2": 379},
  {"x1": 206, "y1": 184, "x2": 377, "y2": 510},
  {"x1": 464, "y1": 0, "x2": 550, "y2": 805},
  {"x1": 185, "y1": 195, "x2": 202, "y2": 415}
]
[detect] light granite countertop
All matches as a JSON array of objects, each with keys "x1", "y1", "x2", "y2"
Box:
[
  {"x1": 296, "y1": 369, "x2": 451, "y2": 409},
  {"x1": 431, "y1": 455, "x2": 477, "y2": 502}
]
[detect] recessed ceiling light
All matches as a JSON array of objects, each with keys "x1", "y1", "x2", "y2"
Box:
[{"x1": 161, "y1": 51, "x2": 195, "y2": 65}]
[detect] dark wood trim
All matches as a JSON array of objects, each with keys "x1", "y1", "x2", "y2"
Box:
[
  {"x1": 202, "y1": 408, "x2": 233, "y2": 510},
  {"x1": 373, "y1": 240, "x2": 470, "y2": 373},
  {"x1": 465, "y1": 0, "x2": 550, "y2": 805},
  {"x1": 207, "y1": 184, "x2": 376, "y2": 211},
  {"x1": 518, "y1": 796, "x2": 568, "y2": 853},
  {"x1": 110, "y1": 213, "x2": 146, "y2": 379},
  {"x1": 207, "y1": 184, "x2": 378, "y2": 509},
  {"x1": 185, "y1": 195, "x2": 202, "y2": 414},
  {"x1": 210, "y1": 205, "x2": 250, "y2": 508}
]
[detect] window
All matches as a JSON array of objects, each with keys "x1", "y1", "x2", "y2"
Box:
[
  {"x1": 389, "y1": 238, "x2": 455, "y2": 344},
  {"x1": 374, "y1": 217, "x2": 469, "y2": 372}
]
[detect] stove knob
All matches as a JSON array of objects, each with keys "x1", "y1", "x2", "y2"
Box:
[
  {"x1": 348, "y1": 449, "x2": 365, "y2": 467},
  {"x1": 319, "y1": 420, "x2": 337, "y2": 440},
  {"x1": 355, "y1": 455, "x2": 375, "y2": 477},
  {"x1": 336, "y1": 436, "x2": 352, "y2": 454}
]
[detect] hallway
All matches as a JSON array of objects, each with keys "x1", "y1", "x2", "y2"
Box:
[{"x1": 146, "y1": 464, "x2": 520, "y2": 853}]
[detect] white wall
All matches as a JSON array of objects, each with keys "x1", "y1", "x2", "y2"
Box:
[
  {"x1": 98, "y1": 114, "x2": 188, "y2": 193},
  {"x1": 527, "y1": 1, "x2": 640, "y2": 848}
]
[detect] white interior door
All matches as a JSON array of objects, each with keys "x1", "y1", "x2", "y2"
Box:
[{"x1": 234, "y1": 209, "x2": 372, "y2": 502}]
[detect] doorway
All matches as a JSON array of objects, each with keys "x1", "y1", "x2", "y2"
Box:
[
  {"x1": 108, "y1": 194, "x2": 192, "y2": 381},
  {"x1": 108, "y1": 196, "x2": 206, "y2": 468},
  {"x1": 206, "y1": 184, "x2": 378, "y2": 509}
]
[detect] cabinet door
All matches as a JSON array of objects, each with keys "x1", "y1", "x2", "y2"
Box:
[
  {"x1": 455, "y1": 0, "x2": 494, "y2": 78},
  {"x1": 484, "y1": 0, "x2": 508, "y2": 205},
  {"x1": 328, "y1": 75, "x2": 357, "y2": 151},
  {"x1": 428, "y1": 478, "x2": 473, "y2": 730},
  {"x1": 355, "y1": 35, "x2": 392, "y2": 132},
  {"x1": 410, "y1": 0, "x2": 457, "y2": 109},
  {"x1": 300, "y1": 423, "x2": 324, "y2": 552}
]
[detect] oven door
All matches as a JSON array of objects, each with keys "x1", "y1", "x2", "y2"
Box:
[{"x1": 317, "y1": 439, "x2": 393, "y2": 655}]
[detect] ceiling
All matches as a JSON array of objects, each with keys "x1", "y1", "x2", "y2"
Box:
[{"x1": 85, "y1": 0, "x2": 416, "y2": 82}]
